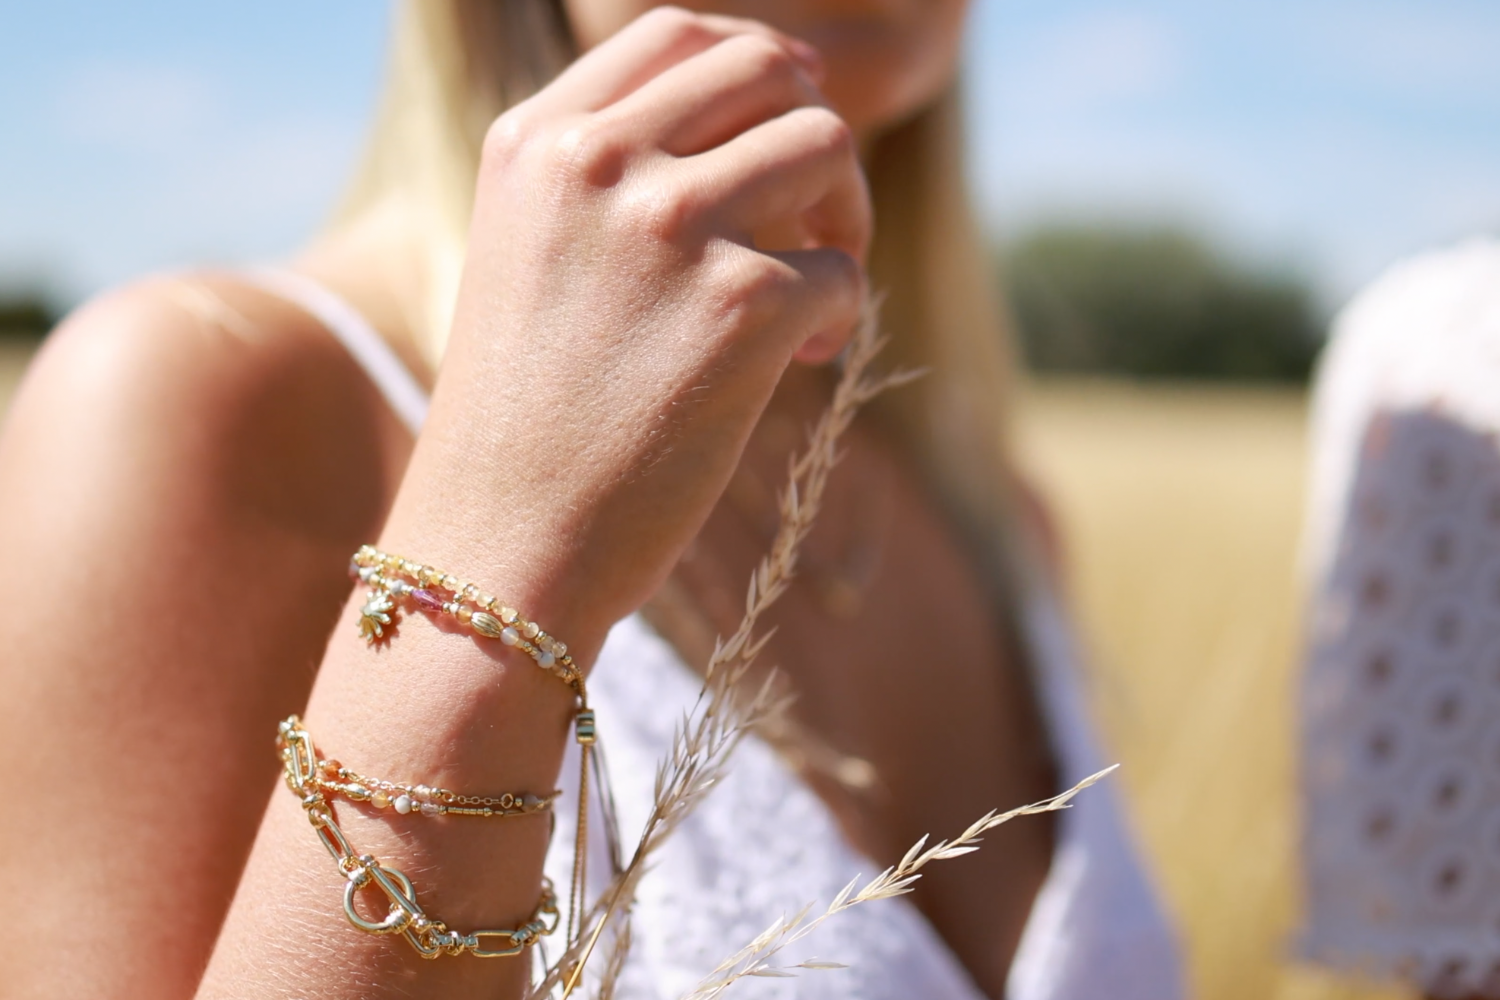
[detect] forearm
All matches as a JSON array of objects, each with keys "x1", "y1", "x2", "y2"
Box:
[
  {"x1": 199, "y1": 10, "x2": 866, "y2": 993},
  {"x1": 198, "y1": 448, "x2": 608, "y2": 999}
]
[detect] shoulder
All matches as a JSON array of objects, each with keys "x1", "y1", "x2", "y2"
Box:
[
  {"x1": 0, "y1": 271, "x2": 405, "y2": 556},
  {"x1": 1313, "y1": 239, "x2": 1500, "y2": 442},
  {"x1": 1326, "y1": 239, "x2": 1500, "y2": 361},
  {"x1": 15, "y1": 272, "x2": 373, "y2": 441}
]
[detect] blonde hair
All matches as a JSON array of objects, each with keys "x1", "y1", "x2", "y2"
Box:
[{"x1": 338, "y1": 0, "x2": 1025, "y2": 592}]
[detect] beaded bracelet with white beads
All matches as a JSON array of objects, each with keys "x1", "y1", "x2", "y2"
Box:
[
  {"x1": 310, "y1": 755, "x2": 560, "y2": 819},
  {"x1": 349, "y1": 546, "x2": 583, "y2": 696}
]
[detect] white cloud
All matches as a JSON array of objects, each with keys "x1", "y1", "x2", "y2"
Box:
[
  {"x1": 61, "y1": 111, "x2": 362, "y2": 287},
  {"x1": 1005, "y1": 9, "x2": 1187, "y2": 116},
  {"x1": 1318, "y1": 2, "x2": 1500, "y2": 100},
  {"x1": 7, "y1": 59, "x2": 365, "y2": 296},
  {"x1": 178, "y1": 116, "x2": 359, "y2": 224},
  {"x1": 961, "y1": 0, "x2": 1500, "y2": 306},
  {"x1": 54, "y1": 62, "x2": 219, "y2": 148}
]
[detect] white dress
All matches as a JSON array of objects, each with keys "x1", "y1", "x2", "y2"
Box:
[
  {"x1": 1300, "y1": 240, "x2": 1500, "y2": 997},
  {"x1": 249, "y1": 269, "x2": 1184, "y2": 1000}
]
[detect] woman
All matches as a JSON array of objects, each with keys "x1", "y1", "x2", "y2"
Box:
[
  {"x1": 1299, "y1": 238, "x2": 1500, "y2": 998},
  {"x1": 0, "y1": 2, "x2": 1180, "y2": 998}
]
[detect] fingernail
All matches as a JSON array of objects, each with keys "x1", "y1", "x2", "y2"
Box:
[
  {"x1": 788, "y1": 39, "x2": 826, "y2": 80},
  {"x1": 794, "y1": 330, "x2": 841, "y2": 365}
]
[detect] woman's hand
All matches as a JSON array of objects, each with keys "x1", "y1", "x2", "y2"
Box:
[
  {"x1": 181, "y1": 15, "x2": 869, "y2": 998},
  {"x1": 391, "y1": 7, "x2": 871, "y2": 659}
]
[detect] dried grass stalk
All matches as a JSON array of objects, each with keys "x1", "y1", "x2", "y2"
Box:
[
  {"x1": 526, "y1": 299, "x2": 911, "y2": 1000},
  {"x1": 529, "y1": 298, "x2": 1110, "y2": 999},
  {"x1": 680, "y1": 766, "x2": 1117, "y2": 999}
]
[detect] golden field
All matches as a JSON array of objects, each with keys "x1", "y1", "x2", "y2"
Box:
[
  {"x1": 1015, "y1": 379, "x2": 1407, "y2": 1000},
  {"x1": 0, "y1": 346, "x2": 1406, "y2": 1000}
]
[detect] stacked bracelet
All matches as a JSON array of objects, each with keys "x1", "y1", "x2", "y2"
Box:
[
  {"x1": 310, "y1": 756, "x2": 559, "y2": 819},
  {"x1": 350, "y1": 545, "x2": 583, "y2": 694},
  {"x1": 347, "y1": 546, "x2": 599, "y2": 948},
  {"x1": 278, "y1": 716, "x2": 560, "y2": 959}
]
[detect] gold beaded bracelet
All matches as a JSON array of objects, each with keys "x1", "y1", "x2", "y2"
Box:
[
  {"x1": 348, "y1": 546, "x2": 598, "y2": 946},
  {"x1": 351, "y1": 546, "x2": 583, "y2": 694},
  {"x1": 278, "y1": 716, "x2": 560, "y2": 959},
  {"x1": 310, "y1": 755, "x2": 559, "y2": 819}
]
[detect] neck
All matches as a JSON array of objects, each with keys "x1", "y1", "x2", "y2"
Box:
[{"x1": 296, "y1": 204, "x2": 436, "y2": 385}]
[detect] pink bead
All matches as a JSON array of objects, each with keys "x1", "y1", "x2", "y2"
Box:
[{"x1": 411, "y1": 588, "x2": 444, "y2": 613}]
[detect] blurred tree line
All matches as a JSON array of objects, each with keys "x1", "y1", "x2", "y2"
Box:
[
  {"x1": 1, "y1": 228, "x2": 1326, "y2": 380},
  {"x1": 1002, "y1": 225, "x2": 1324, "y2": 382},
  {"x1": 0, "y1": 289, "x2": 58, "y2": 339}
]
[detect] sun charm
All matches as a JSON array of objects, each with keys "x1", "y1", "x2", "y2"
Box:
[{"x1": 357, "y1": 589, "x2": 396, "y2": 642}]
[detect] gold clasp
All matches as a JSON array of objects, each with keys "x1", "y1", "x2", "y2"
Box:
[{"x1": 342, "y1": 856, "x2": 423, "y2": 936}]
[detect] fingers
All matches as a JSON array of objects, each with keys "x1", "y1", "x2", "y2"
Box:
[
  {"x1": 535, "y1": 7, "x2": 822, "y2": 116},
  {"x1": 765, "y1": 247, "x2": 866, "y2": 364},
  {"x1": 602, "y1": 33, "x2": 824, "y2": 157},
  {"x1": 694, "y1": 106, "x2": 872, "y2": 265}
]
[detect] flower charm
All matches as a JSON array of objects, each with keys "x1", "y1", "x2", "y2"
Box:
[{"x1": 357, "y1": 590, "x2": 396, "y2": 642}]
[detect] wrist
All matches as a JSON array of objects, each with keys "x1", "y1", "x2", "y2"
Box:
[{"x1": 377, "y1": 424, "x2": 619, "y2": 669}]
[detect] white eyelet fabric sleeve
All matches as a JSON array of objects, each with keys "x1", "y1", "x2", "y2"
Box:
[{"x1": 1299, "y1": 239, "x2": 1500, "y2": 998}]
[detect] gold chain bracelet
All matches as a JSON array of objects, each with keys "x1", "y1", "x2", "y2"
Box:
[
  {"x1": 309, "y1": 755, "x2": 559, "y2": 819},
  {"x1": 348, "y1": 546, "x2": 598, "y2": 946},
  {"x1": 278, "y1": 716, "x2": 560, "y2": 958}
]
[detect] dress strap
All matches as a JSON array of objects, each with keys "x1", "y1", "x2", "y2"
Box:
[{"x1": 242, "y1": 268, "x2": 430, "y2": 435}]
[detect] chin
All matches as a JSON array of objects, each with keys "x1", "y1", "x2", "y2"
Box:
[{"x1": 803, "y1": 24, "x2": 957, "y2": 136}]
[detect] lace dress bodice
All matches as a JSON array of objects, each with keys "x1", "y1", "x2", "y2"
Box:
[{"x1": 544, "y1": 593, "x2": 1182, "y2": 1000}]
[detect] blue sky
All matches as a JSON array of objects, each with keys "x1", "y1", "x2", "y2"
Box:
[{"x1": 2, "y1": 1, "x2": 1497, "y2": 310}]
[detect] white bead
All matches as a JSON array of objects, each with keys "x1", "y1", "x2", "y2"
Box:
[
  {"x1": 501, "y1": 627, "x2": 520, "y2": 646},
  {"x1": 537, "y1": 651, "x2": 556, "y2": 669},
  {"x1": 394, "y1": 794, "x2": 413, "y2": 815}
]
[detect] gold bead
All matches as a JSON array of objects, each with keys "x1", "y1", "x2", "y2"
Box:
[{"x1": 470, "y1": 611, "x2": 505, "y2": 639}]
